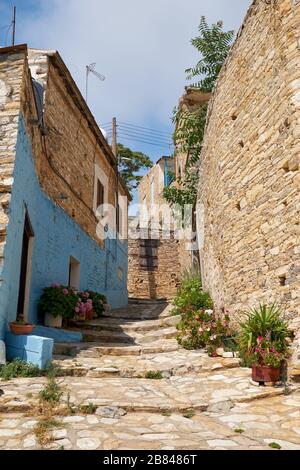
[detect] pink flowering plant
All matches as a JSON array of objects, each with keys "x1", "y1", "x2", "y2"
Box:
[
  {"x1": 176, "y1": 308, "x2": 234, "y2": 352},
  {"x1": 238, "y1": 304, "x2": 291, "y2": 368},
  {"x1": 75, "y1": 292, "x2": 94, "y2": 319},
  {"x1": 39, "y1": 284, "x2": 78, "y2": 319},
  {"x1": 173, "y1": 275, "x2": 236, "y2": 352},
  {"x1": 85, "y1": 291, "x2": 107, "y2": 317}
]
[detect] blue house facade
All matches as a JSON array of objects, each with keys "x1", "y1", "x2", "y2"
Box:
[{"x1": 0, "y1": 45, "x2": 130, "y2": 341}]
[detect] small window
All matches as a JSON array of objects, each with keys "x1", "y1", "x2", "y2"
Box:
[
  {"x1": 68, "y1": 257, "x2": 80, "y2": 290},
  {"x1": 96, "y1": 179, "x2": 104, "y2": 209},
  {"x1": 117, "y1": 203, "x2": 123, "y2": 236},
  {"x1": 139, "y1": 240, "x2": 159, "y2": 271}
]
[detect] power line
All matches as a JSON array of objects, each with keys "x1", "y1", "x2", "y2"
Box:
[
  {"x1": 119, "y1": 121, "x2": 172, "y2": 136},
  {"x1": 100, "y1": 121, "x2": 173, "y2": 138},
  {"x1": 117, "y1": 133, "x2": 174, "y2": 148},
  {"x1": 117, "y1": 130, "x2": 172, "y2": 145},
  {"x1": 117, "y1": 125, "x2": 172, "y2": 141},
  {"x1": 101, "y1": 125, "x2": 173, "y2": 144}
]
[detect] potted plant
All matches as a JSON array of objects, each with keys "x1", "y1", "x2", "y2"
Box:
[
  {"x1": 75, "y1": 293, "x2": 93, "y2": 321},
  {"x1": 39, "y1": 284, "x2": 77, "y2": 328},
  {"x1": 238, "y1": 304, "x2": 290, "y2": 384},
  {"x1": 10, "y1": 315, "x2": 34, "y2": 335},
  {"x1": 86, "y1": 291, "x2": 107, "y2": 318}
]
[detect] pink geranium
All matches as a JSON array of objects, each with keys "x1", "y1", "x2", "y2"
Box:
[
  {"x1": 51, "y1": 282, "x2": 61, "y2": 288},
  {"x1": 63, "y1": 288, "x2": 69, "y2": 296}
]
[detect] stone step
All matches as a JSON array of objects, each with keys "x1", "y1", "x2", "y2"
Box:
[
  {"x1": 70, "y1": 314, "x2": 181, "y2": 334},
  {"x1": 102, "y1": 303, "x2": 173, "y2": 321},
  {"x1": 0, "y1": 369, "x2": 293, "y2": 415},
  {"x1": 53, "y1": 353, "x2": 240, "y2": 379},
  {"x1": 53, "y1": 339, "x2": 179, "y2": 358},
  {"x1": 80, "y1": 330, "x2": 136, "y2": 344},
  {"x1": 75, "y1": 326, "x2": 178, "y2": 345}
]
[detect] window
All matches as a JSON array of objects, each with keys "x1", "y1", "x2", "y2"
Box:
[
  {"x1": 139, "y1": 239, "x2": 159, "y2": 271},
  {"x1": 96, "y1": 179, "x2": 104, "y2": 210},
  {"x1": 117, "y1": 203, "x2": 122, "y2": 236},
  {"x1": 68, "y1": 257, "x2": 80, "y2": 290},
  {"x1": 93, "y1": 164, "x2": 108, "y2": 216}
]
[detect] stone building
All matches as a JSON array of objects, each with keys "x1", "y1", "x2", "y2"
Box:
[
  {"x1": 0, "y1": 44, "x2": 130, "y2": 340},
  {"x1": 174, "y1": 87, "x2": 211, "y2": 180},
  {"x1": 171, "y1": 88, "x2": 211, "y2": 273},
  {"x1": 128, "y1": 156, "x2": 181, "y2": 300},
  {"x1": 197, "y1": 0, "x2": 300, "y2": 332}
]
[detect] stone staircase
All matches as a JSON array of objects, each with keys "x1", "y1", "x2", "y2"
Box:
[{"x1": 52, "y1": 301, "x2": 240, "y2": 378}]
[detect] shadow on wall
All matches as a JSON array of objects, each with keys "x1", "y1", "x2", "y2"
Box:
[{"x1": 147, "y1": 270, "x2": 158, "y2": 300}]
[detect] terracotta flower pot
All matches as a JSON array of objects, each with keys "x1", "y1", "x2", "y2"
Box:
[
  {"x1": 85, "y1": 309, "x2": 94, "y2": 321},
  {"x1": 9, "y1": 322, "x2": 34, "y2": 336},
  {"x1": 252, "y1": 364, "x2": 282, "y2": 383}
]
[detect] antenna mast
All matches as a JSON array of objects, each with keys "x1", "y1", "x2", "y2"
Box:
[
  {"x1": 12, "y1": 6, "x2": 16, "y2": 46},
  {"x1": 85, "y1": 63, "x2": 105, "y2": 103}
]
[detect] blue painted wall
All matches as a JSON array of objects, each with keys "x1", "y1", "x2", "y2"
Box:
[{"x1": 0, "y1": 115, "x2": 128, "y2": 339}]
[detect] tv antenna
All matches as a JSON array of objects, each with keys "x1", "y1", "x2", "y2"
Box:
[{"x1": 85, "y1": 63, "x2": 105, "y2": 103}]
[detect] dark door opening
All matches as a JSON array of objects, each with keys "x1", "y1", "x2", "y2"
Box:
[{"x1": 17, "y1": 211, "x2": 34, "y2": 320}]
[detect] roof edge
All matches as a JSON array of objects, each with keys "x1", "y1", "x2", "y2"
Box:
[{"x1": 0, "y1": 43, "x2": 27, "y2": 55}]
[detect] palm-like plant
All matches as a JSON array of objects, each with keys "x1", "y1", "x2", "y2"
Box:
[{"x1": 239, "y1": 304, "x2": 290, "y2": 355}]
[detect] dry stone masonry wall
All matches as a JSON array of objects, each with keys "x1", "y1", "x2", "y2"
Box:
[
  {"x1": 197, "y1": 0, "x2": 300, "y2": 338},
  {"x1": 0, "y1": 49, "x2": 25, "y2": 275}
]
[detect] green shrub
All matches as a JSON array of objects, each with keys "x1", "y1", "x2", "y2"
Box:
[
  {"x1": 172, "y1": 273, "x2": 236, "y2": 352},
  {"x1": 172, "y1": 277, "x2": 213, "y2": 317},
  {"x1": 238, "y1": 304, "x2": 291, "y2": 368},
  {"x1": 39, "y1": 378, "x2": 63, "y2": 403},
  {"x1": 145, "y1": 370, "x2": 163, "y2": 380},
  {"x1": 39, "y1": 284, "x2": 78, "y2": 319},
  {"x1": 268, "y1": 442, "x2": 281, "y2": 450},
  {"x1": 0, "y1": 359, "x2": 42, "y2": 380}
]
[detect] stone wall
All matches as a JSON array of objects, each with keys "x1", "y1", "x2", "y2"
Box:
[
  {"x1": 128, "y1": 233, "x2": 181, "y2": 300},
  {"x1": 197, "y1": 0, "x2": 300, "y2": 332}
]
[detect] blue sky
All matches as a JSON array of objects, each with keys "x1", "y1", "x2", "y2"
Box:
[{"x1": 0, "y1": 0, "x2": 252, "y2": 207}]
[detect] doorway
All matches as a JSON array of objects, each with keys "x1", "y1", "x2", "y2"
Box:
[{"x1": 17, "y1": 211, "x2": 34, "y2": 321}]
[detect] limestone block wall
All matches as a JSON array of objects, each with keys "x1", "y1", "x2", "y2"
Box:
[
  {"x1": 128, "y1": 233, "x2": 181, "y2": 300},
  {"x1": 0, "y1": 46, "x2": 25, "y2": 336},
  {"x1": 197, "y1": 0, "x2": 300, "y2": 328}
]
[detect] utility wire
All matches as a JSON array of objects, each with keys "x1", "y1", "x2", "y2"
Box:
[
  {"x1": 102, "y1": 126, "x2": 173, "y2": 144},
  {"x1": 118, "y1": 121, "x2": 172, "y2": 136},
  {"x1": 118, "y1": 137, "x2": 173, "y2": 148},
  {"x1": 117, "y1": 125, "x2": 172, "y2": 141},
  {"x1": 100, "y1": 121, "x2": 172, "y2": 138},
  {"x1": 117, "y1": 130, "x2": 172, "y2": 145},
  {"x1": 117, "y1": 133, "x2": 173, "y2": 148}
]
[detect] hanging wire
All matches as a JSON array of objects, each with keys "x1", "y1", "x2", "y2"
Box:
[{"x1": 118, "y1": 121, "x2": 172, "y2": 137}]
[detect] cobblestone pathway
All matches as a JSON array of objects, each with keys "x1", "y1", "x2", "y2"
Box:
[{"x1": 1, "y1": 301, "x2": 300, "y2": 450}]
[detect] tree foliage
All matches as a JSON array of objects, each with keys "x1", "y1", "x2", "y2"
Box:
[
  {"x1": 186, "y1": 16, "x2": 234, "y2": 91},
  {"x1": 164, "y1": 17, "x2": 234, "y2": 208},
  {"x1": 117, "y1": 143, "x2": 152, "y2": 194}
]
